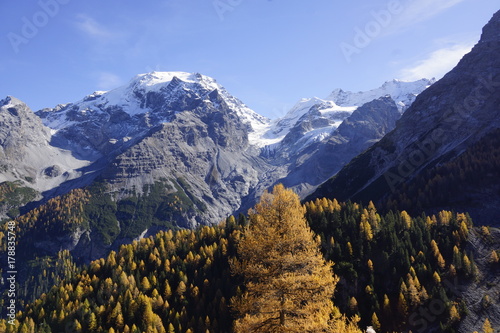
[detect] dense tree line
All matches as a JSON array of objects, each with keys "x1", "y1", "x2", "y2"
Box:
[
  {"x1": 384, "y1": 128, "x2": 500, "y2": 218},
  {"x1": 1, "y1": 223, "x2": 242, "y2": 332},
  {"x1": 0, "y1": 179, "x2": 199, "y2": 309},
  {"x1": 306, "y1": 198, "x2": 477, "y2": 332},
  {"x1": 0, "y1": 181, "x2": 38, "y2": 220},
  {"x1": 0, "y1": 186, "x2": 490, "y2": 332}
]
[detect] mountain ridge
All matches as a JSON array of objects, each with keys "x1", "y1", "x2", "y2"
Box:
[
  {"x1": 0, "y1": 73, "x2": 433, "y2": 230},
  {"x1": 308, "y1": 9, "x2": 500, "y2": 227}
]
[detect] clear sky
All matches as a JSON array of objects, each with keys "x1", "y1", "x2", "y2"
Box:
[{"x1": 0, "y1": 0, "x2": 498, "y2": 118}]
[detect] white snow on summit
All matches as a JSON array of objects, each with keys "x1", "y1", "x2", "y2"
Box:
[
  {"x1": 327, "y1": 78, "x2": 434, "y2": 112},
  {"x1": 252, "y1": 78, "x2": 434, "y2": 148},
  {"x1": 40, "y1": 72, "x2": 269, "y2": 138},
  {"x1": 37, "y1": 74, "x2": 433, "y2": 149},
  {"x1": 115, "y1": 72, "x2": 268, "y2": 128},
  {"x1": 256, "y1": 98, "x2": 355, "y2": 147}
]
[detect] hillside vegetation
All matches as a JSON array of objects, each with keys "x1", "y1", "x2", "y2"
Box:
[{"x1": 2, "y1": 185, "x2": 497, "y2": 332}]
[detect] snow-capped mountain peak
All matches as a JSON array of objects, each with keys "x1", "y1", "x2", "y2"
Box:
[
  {"x1": 37, "y1": 72, "x2": 269, "y2": 146},
  {"x1": 264, "y1": 97, "x2": 354, "y2": 141},
  {"x1": 326, "y1": 78, "x2": 434, "y2": 112},
  {"x1": 1, "y1": 96, "x2": 26, "y2": 108},
  {"x1": 259, "y1": 78, "x2": 433, "y2": 150}
]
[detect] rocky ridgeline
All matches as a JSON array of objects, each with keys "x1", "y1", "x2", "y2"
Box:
[{"x1": 0, "y1": 71, "x2": 432, "y2": 228}]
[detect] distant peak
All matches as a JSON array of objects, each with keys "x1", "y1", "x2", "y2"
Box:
[
  {"x1": 381, "y1": 77, "x2": 433, "y2": 87},
  {"x1": 132, "y1": 71, "x2": 211, "y2": 86},
  {"x1": 1, "y1": 96, "x2": 26, "y2": 108},
  {"x1": 326, "y1": 78, "x2": 433, "y2": 113}
]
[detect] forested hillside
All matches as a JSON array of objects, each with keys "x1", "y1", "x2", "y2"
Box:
[
  {"x1": 306, "y1": 198, "x2": 478, "y2": 332},
  {"x1": 2, "y1": 186, "x2": 496, "y2": 332},
  {"x1": 383, "y1": 128, "x2": 500, "y2": 225},
  {"x1": 3, "y1": 224, "x2": 239, "y2": 333}
]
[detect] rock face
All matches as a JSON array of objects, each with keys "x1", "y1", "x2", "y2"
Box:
[
  {"x1": 261, "y1": 79, "x2": 432, "y2": 197},
  {"x1": 100, "y1": 91, "x2": 269, "y2": 227},
  {"x1": 0, "y1": 97, "x2": 89, "y2": 209},
  {"x1": 36, "y1": 72, "x2": 267, "y2": 158},
  {"x1": 309, "y1": 10, "x2": 500, "y2": 221},
  {"x1": 0, "y1": 97, "x2": 53, "y2": 185},
  {"x1": 277, "y1": 97, "x2": 401, "y2": 196},
  {"x1": 30, "y1": 72, "x2": 271, "y2": 227}
]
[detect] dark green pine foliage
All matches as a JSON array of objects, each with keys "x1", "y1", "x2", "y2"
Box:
[
  {"x1": 305, "y1": 199, "x2": 476, "y2": 332},
  {"x1": 384, "y1": 128, "x2": 500, "y2": 220}
]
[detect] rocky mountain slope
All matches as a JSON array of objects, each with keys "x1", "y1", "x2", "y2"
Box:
[
  {"x1": 0, "y1": 71, "x2": 432, "y2": 227},
  {"x1": 0, "y1": 97, "x2": 93, "y2": 218},
  {"x1": 458, "y1": 227, "x2": 500, "y2": 332},
  {"x1": 0, "y1": 97, "x2": 90, "y2": 192},
  {"x1": 32, "y1": 72, "x2": 273, "y2": 228},
  {"x1": 262, "y1": 78, "x2": 432, "y2": 150},
  {"x1": 36, "y1": 72, "x2": 268, "y2": 156},
  {"x1": 272, "y1": 96, "x2": 403, "y2": 196},
  {"x1": 261, "y1": 79, "x2": 432, "y2": 196},
  {"x1": 309, "y1": 10, "x2": 500, "y2": 226}
]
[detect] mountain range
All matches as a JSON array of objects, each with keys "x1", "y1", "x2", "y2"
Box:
[
  {"x1": 1, "y1": 9, "x2": 499, "y2": 272},
  {"x1": 0, "y1": 72, "x2": 432, "y2": 233}
]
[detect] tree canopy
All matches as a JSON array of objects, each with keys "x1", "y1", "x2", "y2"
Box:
[{"x1": 231, "y1": 184, "x2": 358, "y2": 332}]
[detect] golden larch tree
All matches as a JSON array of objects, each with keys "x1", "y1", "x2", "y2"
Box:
[
  {"x1": 482, "y1": 318, "x2": 494, "y2": 333},
  {"x1": 231, "y1": 184, "x2": 351, "y2": 332}
]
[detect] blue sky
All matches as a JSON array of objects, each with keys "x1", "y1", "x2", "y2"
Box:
[{"x1": 0, "y1": 1, "x2": 498, "y2": 118}]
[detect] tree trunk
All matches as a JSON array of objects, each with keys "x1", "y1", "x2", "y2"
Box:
[{"x1": 280, "y1": 296, "x2": 285, "y2": 327}]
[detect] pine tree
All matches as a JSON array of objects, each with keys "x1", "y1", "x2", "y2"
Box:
[
  {"x1": 349, "y1": 297, "x2": 359, "y2": 313},
  {"x1": 489, "y1": 250, "x2": 499, "y2": 264},
  {"x1": 463, "y1": 254, "x2": 472, "y2": 276},
  {"x1": 367, "y1": 259, "x2": 374, "y2": 272},
  {"x1": 371, "y1": 312, "x2": 381, "y2": 332},
  {"x1": 88, "y1": 312, "x2": 98, "y2": 331},
  {"x1": 397, "y1": 292, "x2": 408, "y2": 319},
  {"x1": 401, "y1": 211, "x2": 412, "y2": 229},
  {"x1": 382, "y1": 294, "x2": 391, "y2": 317},
  {"x1": 231, "y1": 185, "x2": 343, "y2": 332},
  {"x1": 359, "y1": 215, "x2": 373, "y2": 241},
  {"x1": 482, "y1": 318, "x2": 494, "y2": 333},
  {"x1": 141, "y1": 276, "x2": 152, "y2": 292},
  {"x1": 163, "y1": 282, "x2": 172, "y2": 299},
  {"x1": 176, "y1": 281, "x2": 187, "y2": 298}
]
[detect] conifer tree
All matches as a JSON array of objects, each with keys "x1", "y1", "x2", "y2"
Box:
[
  {"x1": 397, "y1": 292, "x2": 408, "y2": 319},
  {"x1": 231, "y1": 184, "x2": 348, "y2": 332},
  {"x1": 371, "y1": 312, "x2": 381, "y2": 332},
  {"x1": 449, "y1": 305, "x2": 460, "y2": 323},
  {"x1": 489, "y1": 250, "x2": 499, "y2": 264},
  {"x1": 349, "y1": 297, "x2": 359, "y2": 314},
  {"x1": 482, "y1": 318, "x2": 494, "y2": 333}
]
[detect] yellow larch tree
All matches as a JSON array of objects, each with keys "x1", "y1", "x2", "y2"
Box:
[
  {"x1": 231, "y1": 184, "x2": 358, "y2": 332},
  {"x1": 482, "y1": 318, "x2": 494, "y2": 333}
]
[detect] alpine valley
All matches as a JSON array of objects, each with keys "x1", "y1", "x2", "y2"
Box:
[{"x1": 1, "y1": 8, "x2": 500, "y2": 333}]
